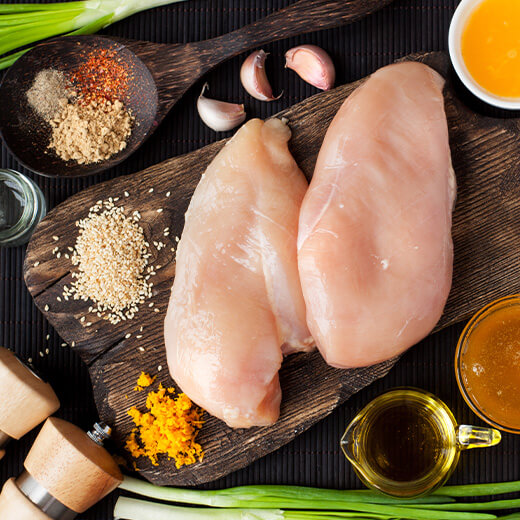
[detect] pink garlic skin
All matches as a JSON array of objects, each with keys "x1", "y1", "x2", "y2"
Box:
[
  {"x1": 285, "y1": 45, "x2": 335, "y2": 91},
  {"x1": 240, "y1": 50, "x2": 280, "y2": 101}
]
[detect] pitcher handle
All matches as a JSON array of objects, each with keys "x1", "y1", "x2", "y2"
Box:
[{"x1": 456, "y1": 424, "x2": 501, "y2": 450}]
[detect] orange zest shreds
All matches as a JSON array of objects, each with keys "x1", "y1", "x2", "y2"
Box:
[
  {"x1": 125, "y1": 383, "x2": 204, "y2": 469},
  {"x1": 134, "y1": 372, "x2": 156, "y2": 391}
]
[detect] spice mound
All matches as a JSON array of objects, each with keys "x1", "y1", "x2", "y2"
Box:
[
  {"x1": 26, "y1": 69, "x2": 72, "y2": 120},
  {"x1": 49, "y1": 98, "x2": 132, "y2": 164},
  {"x1": 125, "y1": 374, "x2": 204, "y2": 469},
  {"x1": 26, "y1": 49, "x2": 134, "y2": 165},
  {"x1": 64, "y1": 199, "x2": 152, "y2": 324}
]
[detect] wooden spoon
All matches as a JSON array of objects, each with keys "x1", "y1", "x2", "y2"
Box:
[{"x1": 0, "y1": 0, "x2": 392, "y2": 177}]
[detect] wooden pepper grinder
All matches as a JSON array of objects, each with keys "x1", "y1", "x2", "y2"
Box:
[
  {"x1": 0, "y1": 346, "x2": 60, "y2": 458},
  {"x1": 0, "y1": 417, "x2": 123, "y2": 519}
]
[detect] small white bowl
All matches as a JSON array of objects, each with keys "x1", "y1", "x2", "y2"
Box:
[{"x1": 449, "y1": 0, "x2": 520, "y2": 110}]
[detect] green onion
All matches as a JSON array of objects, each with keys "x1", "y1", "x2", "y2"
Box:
[
  {"x1": 435, "y1": 481, "x2": 520, "y2": 498},
  {"x1": 114, "y1": 496, "x2": 496, "y2": 520},
  {"x1": 119, "y1": 477, "x2": 453, "y2": 509},
  {"x1": 0, "y1": 0, "x2": 187, "y2": 70}
]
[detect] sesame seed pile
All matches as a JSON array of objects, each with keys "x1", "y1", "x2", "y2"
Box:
[{"x1": 64, "y1": 199, "x2": 152, "y2": 324}]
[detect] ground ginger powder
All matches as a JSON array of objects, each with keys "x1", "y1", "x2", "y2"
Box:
[
  {"x1": 125, "y1": 375, "x2": 204, "y2": 469},
  {"x1": 49, "y1": 98, "x2": 133, "y2": 164}
]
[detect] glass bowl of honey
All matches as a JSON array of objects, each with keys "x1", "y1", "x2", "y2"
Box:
[{"x1": 456, "y1": 295, "x2": 520, "y2": 434}]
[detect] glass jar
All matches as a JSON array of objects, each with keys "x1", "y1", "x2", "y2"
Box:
[{"x1": 0, "y1": 169, "x2": 46, "y2": 247}]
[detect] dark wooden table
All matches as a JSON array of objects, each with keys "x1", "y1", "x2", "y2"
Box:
[{"x1": 1, "y1": 1, "x2": 518, "y2": 519}]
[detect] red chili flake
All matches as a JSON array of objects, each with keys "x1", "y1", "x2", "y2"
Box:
[{"x1": 71, "y1": 49, "x2": 130, "y2": 104}]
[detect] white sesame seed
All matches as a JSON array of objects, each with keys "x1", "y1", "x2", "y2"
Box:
[
  {"x1": 33, "y1": 261, "x2": 40, "y2": 267},
  {"x1": 166, "y1": 191, "x2": 171, "y2": 197},
  {"x1": 56, "y1": 296, "x2": 61, "y2": 302},
  {"x1": 44, "y1": 305, "x2": 49, "y2": 311},
  {"x1": 39, "y1": 351, "x2": 44, "y2": 357},
  {"x1": 61, "y1": 343, "x2": 67, "y2": 347},
  {"x1": 71, "y1": 341, "x2": 75, "y2": 347},
  {"x1": 46, "y1": 334, "x2": 50, "y2": 340},
  {"x1": 28, "y1": 357, "x2": 32, "y2": 364},
  {"x1": 149, "y1": 188, "x2": 154, "y2": 193},
  {"x1": 52, "y1": 236, "x2": 59, "y2": 241},
  {"x1": 125, "y1": 333, "x2": 131, "y2": 339},
  {"x1": 124, "y1": 191, "x2": 129, "y2": 197},
  {"x1": 136, "y1": 335, "x2": 143, "y2": 339},
  {"x1": 158, "y1": 365, "x2": 162, "y2": 371},
  {"x1": 138, "y1": 347, "x2": 145, "y2": 352},
  {"x1": 157, "y1": 208, "x2": 163, "y2": 213}
]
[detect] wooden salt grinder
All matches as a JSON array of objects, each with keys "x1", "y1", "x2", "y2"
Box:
[
  {"x1": 0, "y1": 346, "x2": 60, "y2": 458},
  {"x1": 0, "y1": 417, "x2": 123, "y2": 519}
]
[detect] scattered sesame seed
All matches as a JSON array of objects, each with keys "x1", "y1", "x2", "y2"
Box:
[
  {"x1": 157, "y1": 208, "x2": 163, "y2": 213},
  {"x1": 139, "y1": 326, "x2": 143, "y2": 332},
  {"x1": 57, "y1": 296, "x2": 62, "y2": 302},
  {"x1": 138, "y1": 347, "x2": 145, "y2": 352},
  {"x1": 44, "y1": 305, "x2": 49, "y2": 312},
  {"x1": 157, "y1": 365, "x2": 162, "y2": 371},
  {"x1": 39, "y1": 351, "x2": 44, "y2": 357},
  {"x1": 71, "y1": 341, "x2": 75, "y2": 347},
  {"x1": 57, "y1": 252, "x2": 61, "y2": 259},
  {"x1": 166, "y1": 191, "x2": 171, "y2": 197},
  {"x1": 45, "y1": 348, "x2": 49, "y2": 354},
  {"x1": 28, "y1": 357, "x2": 33, "y2": 364},
  {"x1": 149, "y1": 188, "x2": 154, "y2": 193},
  {"x1": 154, "y1": 308, "x2": 160, "y2": 313},
  {"x1": 80, "y1": 316, "x2": 86, "y2": 323},
  {"x1": 136, "y1": 335, "x2": 143, "y2": 339},
  {"x1": 124, "y1": 191, "x2": 129, "y2": 197},
  {"x1": 52, "y1": 236, "x2": 59, "y2": 241},
  {"x1": 86, "y1": 322, "x2": 92, "y2": 327},
  {"x1": 46, "y1": 334, "x2": 50, "y2": 340},
  {"x1": 61, "y1": 343, "x2": 67, "y2": 347},
  {"x1": 33, "y1": 261, "x2": 40, "y2": 267},
  {"x1": 125, "y1": 333, "x2": 131, "y2": 339}
]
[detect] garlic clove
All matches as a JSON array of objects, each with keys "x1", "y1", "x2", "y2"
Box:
[
  {"x1": 285, "y1": 45, "x2": 335, "y2": 91},
  {"x1": 197, "y1": 84, "x2": 246, "y2": 132},
  {"x1": 240, "y1": 50, "x2": 281, "y2": 101}
]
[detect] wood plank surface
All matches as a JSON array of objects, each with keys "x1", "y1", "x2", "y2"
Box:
[{"x1": 24, "y1": 52, "x2": 520, "y2": 485}]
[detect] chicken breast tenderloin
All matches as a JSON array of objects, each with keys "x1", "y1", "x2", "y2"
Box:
[
  {"x1": 298, "y1": 62, "x2": 456, "y2": 369},
  {"x1": 165, "y1": 118, "x2": 313, "y2": 428}
]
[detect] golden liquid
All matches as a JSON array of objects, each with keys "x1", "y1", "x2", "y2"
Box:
[
  {"x1": 343, "y1": 389, "x2": 459, "y2": 498},
  {"x1": 461, "y1": 304, "x2": 520, "y2": 430},
  {"x1": 363, "y1": 402, "x2": 446, "y2": 482},
  {"x1": 462, "y1": 0, "x2": 520, "y2": 98}
]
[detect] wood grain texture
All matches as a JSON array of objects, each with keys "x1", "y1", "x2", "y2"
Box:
[
  {"x1": 0, "y1": 0, "x2": 393, "y2": 177},
  {"x1": 24, "y1": 52, "x2": 520, "y2": 485},
  {"x1": 24, "y1": 418, "x2": 122, "y2": 513}
]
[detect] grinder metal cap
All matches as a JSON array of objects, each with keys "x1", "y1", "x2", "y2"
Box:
[{"x1": 0, "y1": 347, "x2": 60, "y2": 444}]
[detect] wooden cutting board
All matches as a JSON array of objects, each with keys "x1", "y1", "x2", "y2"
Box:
[{"x1": 24, "y1": 52, "x2": 520, "y2": 486}]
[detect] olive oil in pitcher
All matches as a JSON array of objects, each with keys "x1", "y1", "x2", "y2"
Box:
[
  {"x1": 362, "y1": 398, "x2": 448, "y2": 483},
  {"x1": 341, "y1": 388, "x2": 501, "y2": 498}
]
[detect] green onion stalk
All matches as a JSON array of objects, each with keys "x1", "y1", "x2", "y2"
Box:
[
  {"x1": 0, "y1": 0, "x2": 187, "y2": 70},
  {"x1": 115, "y1": 477, "x2": 520, "y2": 520}
]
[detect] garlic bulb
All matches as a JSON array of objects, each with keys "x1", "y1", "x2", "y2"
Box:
[
  {"x1": 285, "y1": 45, "x2": 335, "y2": 91},
  {"x1": 197, "y1": 84, "x2": 246, "y2": 132},
  {"x1": 240, "y1": 50, "x2": 281, "y2": 101}
]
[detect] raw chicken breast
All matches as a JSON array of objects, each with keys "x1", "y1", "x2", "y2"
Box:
[
  {"x1": 165, "y1": 118, "x2": 313, "y2": 428},
  {"x1": 298, "y1": 62, "x2": 456, "y2": 369}
]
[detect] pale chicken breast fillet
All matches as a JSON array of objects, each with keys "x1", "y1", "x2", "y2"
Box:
[
  {"x1": 165, "y1": 118, "x2": 313, "y2": 428},
  {"x1": 298, "y1": 62, "x2": 456, "y2": 369}
]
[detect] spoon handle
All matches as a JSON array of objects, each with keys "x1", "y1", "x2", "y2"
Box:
[{"x1": 193, "y1": 0, "x2": 393, "y2": 67}]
